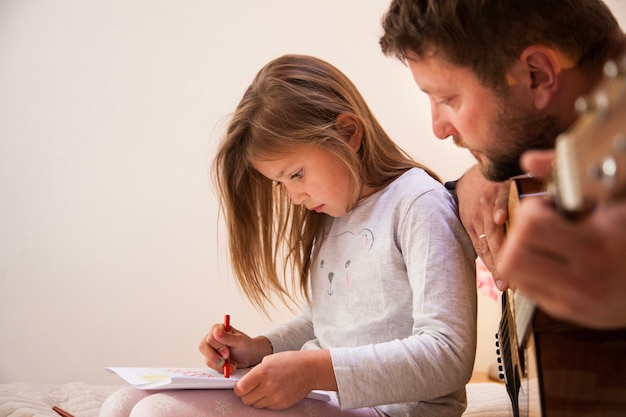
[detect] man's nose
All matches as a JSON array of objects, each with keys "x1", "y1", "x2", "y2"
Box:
[{"x1": 431, "y1": 108, "x2": 455, "y2": 140}]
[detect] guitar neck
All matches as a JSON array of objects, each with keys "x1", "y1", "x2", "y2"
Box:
[{"x1": 506, "y1": 177, "x2": 545, "y2": 347}]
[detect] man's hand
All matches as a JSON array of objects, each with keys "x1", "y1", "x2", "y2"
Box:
[
  {"x1": 498, "y1": 150, "x2": 626, "y2": 329},
  {"x1": 456, "y1": 164, "x2": 510, "y2": 289}
]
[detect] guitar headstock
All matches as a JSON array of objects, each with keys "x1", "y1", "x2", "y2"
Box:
[{"x1": 552, "y1": 54, "x2": 626, "y2": 213}]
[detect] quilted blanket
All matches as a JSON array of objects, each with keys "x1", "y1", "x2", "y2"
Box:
[{"x1": 0, "y1": 382, "x2": 119, "y2": 417}]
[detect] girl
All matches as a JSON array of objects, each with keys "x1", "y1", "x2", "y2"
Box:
[{"x1": 100, "y1": 54, "x2": 476, "y2": 417}]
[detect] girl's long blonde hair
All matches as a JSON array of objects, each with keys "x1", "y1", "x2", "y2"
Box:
[{"x1": 213, "y1": 54, "x2": 439, "y2": 313}]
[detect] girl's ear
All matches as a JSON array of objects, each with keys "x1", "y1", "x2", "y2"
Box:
[{"x1": 335, "y1": 112, "x2": 363, "y2": 152}]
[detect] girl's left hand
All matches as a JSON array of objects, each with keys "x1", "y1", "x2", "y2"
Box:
[{"x1": 233, "y1": 349, "x2": 336, "y2": 410}]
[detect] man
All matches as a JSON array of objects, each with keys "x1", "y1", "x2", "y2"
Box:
[{"x1": 379, "y1": 0, "x2": 626, "y2": 330}]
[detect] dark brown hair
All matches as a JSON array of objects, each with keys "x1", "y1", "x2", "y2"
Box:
[{"x1": 380, "y1": 0, "x2": 622, "y2": 89}]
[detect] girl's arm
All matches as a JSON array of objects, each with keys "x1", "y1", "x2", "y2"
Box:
[{"x1": 261, "y1": 304, "x2": 316, "y2": 352}]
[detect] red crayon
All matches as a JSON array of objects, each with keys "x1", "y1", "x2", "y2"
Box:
[
  {"x1": 52, "y1": 406, "x2": 75, "y2": 417},
  {"x1": 223, "y1": 314, "x2": 231, "y2": 378}
]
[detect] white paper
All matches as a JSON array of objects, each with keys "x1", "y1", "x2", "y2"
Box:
[{"x1": 105, "y1": 367, "x2": 331, "y2": 402}]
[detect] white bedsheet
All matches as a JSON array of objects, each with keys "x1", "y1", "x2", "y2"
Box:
[{"x1": 0, "y1": 382, "x2": 512, "y2": 417}]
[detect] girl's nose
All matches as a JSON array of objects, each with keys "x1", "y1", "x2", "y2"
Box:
[{"x1": 286, "y1": 186, "x2": 307, "y2": 206}]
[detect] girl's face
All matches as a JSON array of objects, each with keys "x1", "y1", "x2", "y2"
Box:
[{"x1": 253, "y1": 144, "x2": 358, "y2": 217}]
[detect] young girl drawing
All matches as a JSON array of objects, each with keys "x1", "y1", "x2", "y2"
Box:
[{"x1": 99, "y1": 54, "x2": 477, "y2": 417}]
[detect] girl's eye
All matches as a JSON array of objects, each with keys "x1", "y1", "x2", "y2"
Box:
[{"x1": 290, "y1": 169, "x2": 303, "y2": 180}]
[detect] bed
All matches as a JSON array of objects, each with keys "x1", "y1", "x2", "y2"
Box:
[
  {"x1": 0, "y1": 375, "x2": 514, "y2": 417},
  {"x1": 0, "y1": 382, "x2": 118, "y2": 417}
]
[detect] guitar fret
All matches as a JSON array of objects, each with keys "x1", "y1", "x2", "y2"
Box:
[{"x1": 512, "y1": 291, "x2": 536, "y2": 349}]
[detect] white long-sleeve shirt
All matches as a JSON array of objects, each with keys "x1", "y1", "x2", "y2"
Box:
[{"x1": 264, "y1": 168, "x2": 477, "y2": 417}]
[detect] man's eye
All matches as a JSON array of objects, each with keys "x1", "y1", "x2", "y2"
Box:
[
  {"x1": 290, "y1": 170, "x2": 303, "y2": 180},
  {"x1": 441, "y1": 96, "x2": 456, "y2": 106}
]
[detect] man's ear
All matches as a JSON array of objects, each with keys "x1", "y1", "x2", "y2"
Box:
[
  {"x1": 335, "y1": 112, "x2": 363, "y2": 152},
  {"x1": 518, "y1": 46, "x2": 564, "y2": 110}
]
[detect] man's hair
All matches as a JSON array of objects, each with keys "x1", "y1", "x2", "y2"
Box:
[{"x1": 380, "y1": 0, "x2": 621, "y2": 89}]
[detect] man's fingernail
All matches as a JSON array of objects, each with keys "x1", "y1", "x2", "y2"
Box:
[{"x1": 495, "y1": 280, "x2": 506, "y2": 291}]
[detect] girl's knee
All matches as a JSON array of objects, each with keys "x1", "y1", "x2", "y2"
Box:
[
  {"x1": 128, "y1": 390, "x2": 238, "y2": 417},
  {"x1": 99, "y1": 386, "x2": 151, "y2": 417},
  {"x1": 128, "y1": 393, "x2": 179, "y2": 417}
]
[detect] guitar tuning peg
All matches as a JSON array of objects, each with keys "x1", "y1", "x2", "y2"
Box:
[
  {"x1": 499, "y1": 373, "x2": 505, "y2": 380},
  {"x1": 603, "y1": 60, "x2": 619, "y2": 78},
  {"x1": 603, "y1": 56, "x2": 626, "y2": 78},
  {"x1": 587, "y1": 154, "x2": 618, "y2": 188},
  {"x1": 577, "y1": 55, "x2": 625, "y2": 115},
  {"x1": 575, "y1": 96, "x2": 589, "y2": 113},
  {"x1": 575, "y1": 91, "x2": 610, "y2": 115},
  {"x1": 497, "y1": 357, "x2": 502, "y2": 364}
]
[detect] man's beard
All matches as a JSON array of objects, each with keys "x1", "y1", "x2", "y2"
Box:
[{"x1": 482, "y1": 96, "x2": 564, "y2": 182}]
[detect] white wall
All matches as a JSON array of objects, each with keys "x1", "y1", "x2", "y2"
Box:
[{"x1": 1, "y1": 0, "x2": 624, "y2": 385}]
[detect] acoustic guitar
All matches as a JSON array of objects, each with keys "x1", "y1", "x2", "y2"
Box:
[{"x1": 495, "y1": 54, "x2": 626, "y2": 416}]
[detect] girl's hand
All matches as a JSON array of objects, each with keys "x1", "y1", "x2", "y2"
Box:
[
  {"x1": 198, "y1": 325, "x2": 272, "y2": 374},
  {"x1": 233, "y1": 349, "x2": 336, "y2": 410}
]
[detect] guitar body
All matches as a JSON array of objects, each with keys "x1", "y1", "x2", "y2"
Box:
[{"x1": 531, "y1": 310, "x2": 626, "y2": 416}]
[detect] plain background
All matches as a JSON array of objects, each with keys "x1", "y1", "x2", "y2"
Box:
[{"x1": 1, "y1": 0, "x2": 625, "y2": 385}]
